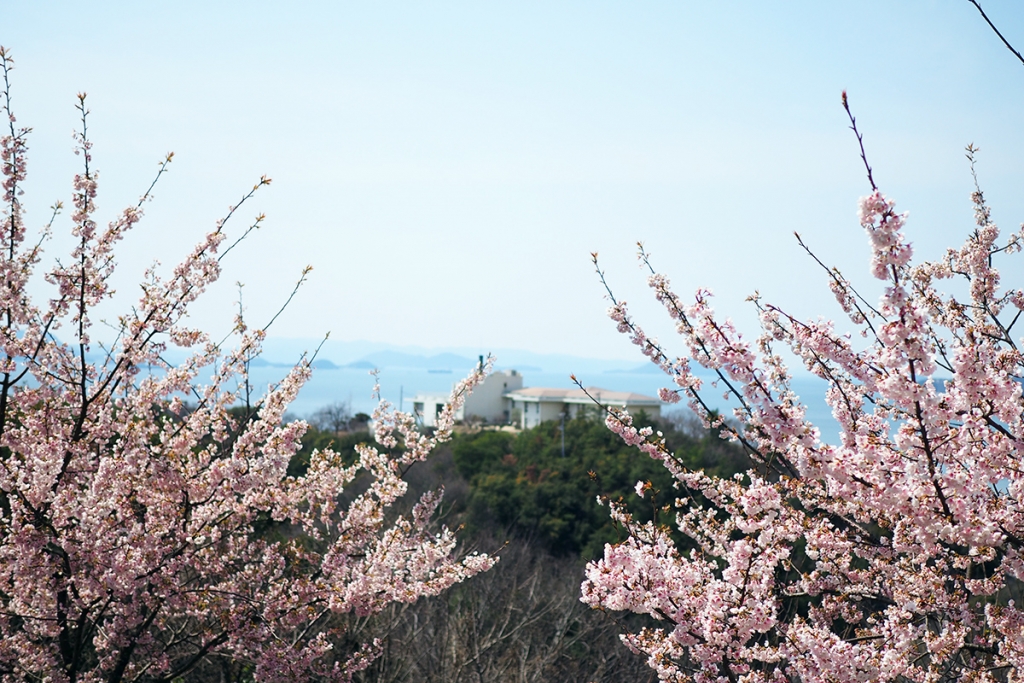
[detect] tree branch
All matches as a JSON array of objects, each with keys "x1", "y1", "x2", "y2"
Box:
[{"x1": 967, "y1": 0, "x2": 1024, "y2": 66}]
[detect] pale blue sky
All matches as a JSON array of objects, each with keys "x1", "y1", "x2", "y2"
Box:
[{"x1": 5, "y1": 1, "x2": 1024, "y2": 362}]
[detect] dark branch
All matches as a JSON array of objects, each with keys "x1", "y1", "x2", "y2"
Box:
[
  {"x1": 967, "y1": 0, "x2": 1024, "y2": 66},
  {"x1": 841, "y1": 91, "x2": 877, "y2": 192}
]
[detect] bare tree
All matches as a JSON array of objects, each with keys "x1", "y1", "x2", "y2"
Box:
[
  {"x1": 352, "y1": 539, "x2": 658, "y2": 683},
  {"x1": 310, "y1": 400, "x2": 353, "y2": 433}
]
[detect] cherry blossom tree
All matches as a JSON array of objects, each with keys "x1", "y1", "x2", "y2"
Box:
[
  {"x1": 582, "y1": 94, "x2": 1024, "y2": 682},
  {"x1": 0, "y1": 48, "x2": 493, "y2": 682}
]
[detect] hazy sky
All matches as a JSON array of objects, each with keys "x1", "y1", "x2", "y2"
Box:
[{"x1": 5, "y1": 1, "x2": 1024, "y2": 362}]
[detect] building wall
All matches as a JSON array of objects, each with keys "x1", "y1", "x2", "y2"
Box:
[
  {"x1": 521, "y1": 400, "x2": 544, "y2": 429},
  {"x1": 414, "y1": 370, "x2": 524, "y2": 427},
  {"x1": 566, "y1": 402, "x2": 588, "y2": 420},
  {"x1": 419, "y1": 376, "x2": 663, "y2": 429},
  {"x1": 463, "y1": 370, "x2": 523, "y2": 424},
  {"x1": 539, "y1": 401, "x2": 564, "y2": 425},
  {"x1": 625, "y1": 402, "x2": 660, "y2": 419},
  {"x1": 513, "y1": 400, "x2": 572, "y2": 429},
  {"x1": 411, "y1": 394, "x2": 463, "y2": 428}
]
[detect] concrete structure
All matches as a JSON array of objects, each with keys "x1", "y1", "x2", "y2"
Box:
[
  {"x1": 410, "y1": 392, "x2": 452, "y2": 427},
  {"x1": 412, "y1": 369, "x2": 523, "y2": 427},
  {"x1": 411, "y1": 368, "x2": 661, "y2": 430},
  {"x1": 464, "y1": 369, "x2": 523, "y2": 423},
  {"x1": 504, "y1": 386, "x2": 661, "y2": 430}
]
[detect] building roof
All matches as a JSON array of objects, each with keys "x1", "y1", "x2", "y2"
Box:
[{"x1": 504, "y1": 386, "x2": 661, "y2": 406}]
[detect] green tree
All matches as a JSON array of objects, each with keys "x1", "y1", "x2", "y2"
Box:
[{"x1": 452, "y1": 413, "x2": 747, "y2": 559}]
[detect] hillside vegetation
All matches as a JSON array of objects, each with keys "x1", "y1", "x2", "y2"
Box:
[{"x1": 287, "y1": 411, "x2": 748, "y2": 683}]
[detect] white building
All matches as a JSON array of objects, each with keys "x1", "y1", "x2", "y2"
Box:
[
  {"x1": 504, "y1": 386, "x2": 661, "y2": 430},
  {"x1": 412, "y1": 369, "x2": 524, "y2": 427},
  {"x1": 412, "y1": 369, "x2": 661, "y2": 430}
]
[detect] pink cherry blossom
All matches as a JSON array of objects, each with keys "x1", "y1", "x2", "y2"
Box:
[
  {"x1": 0, "y1": 48, "x2": 493, "y2": 682},
  {"x1": 584, "y1": 111, "x2": 1024, "y2": 681}
]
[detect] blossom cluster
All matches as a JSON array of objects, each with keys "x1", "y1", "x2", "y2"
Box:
[
  {"x1": 0, "y1": 49, "x2": 492, "y2": 682},
  {"x1": 585, "y1": 136, "x2": 1024, "y2": 680}
]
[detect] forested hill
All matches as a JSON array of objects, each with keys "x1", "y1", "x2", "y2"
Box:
[
  {"x1": 288, "y1": 412, "x2": 749, "y2": 682},
  {"x1": 450, "y1": 413, "x2": 750, "y2": 560}
]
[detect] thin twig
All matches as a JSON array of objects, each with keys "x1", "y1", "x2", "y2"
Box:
[
  {"x1": 967, "y1": 0, "x2": 1024, "y2": 66},
  {"x1": 263, "y1": 265, "x2": 312, "y2": 333},
  {"x1": 841, "y1": 91, "x2": 877, "y2": 192}
]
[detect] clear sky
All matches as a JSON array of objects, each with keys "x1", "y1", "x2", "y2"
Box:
[{"x1": 5, "y1": 1, "x2": 1024, "y2": 362}]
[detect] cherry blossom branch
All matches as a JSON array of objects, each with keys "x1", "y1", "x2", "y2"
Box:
[
  {"x1": 263, "y1": 265, "x2": 312, "y2": 334},
  {"x1": 0, "y1": 52, "x2": 495, "y2": 679},
  {"x1": 842, "y1": 91, "x2": 877, "y2": 192},
  {"x1": 586, "y1": 93, "x2": 1024, "y2": 682},
  {"x1": 794, "y1": 231, "x2": 883, "y2": 336}
]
